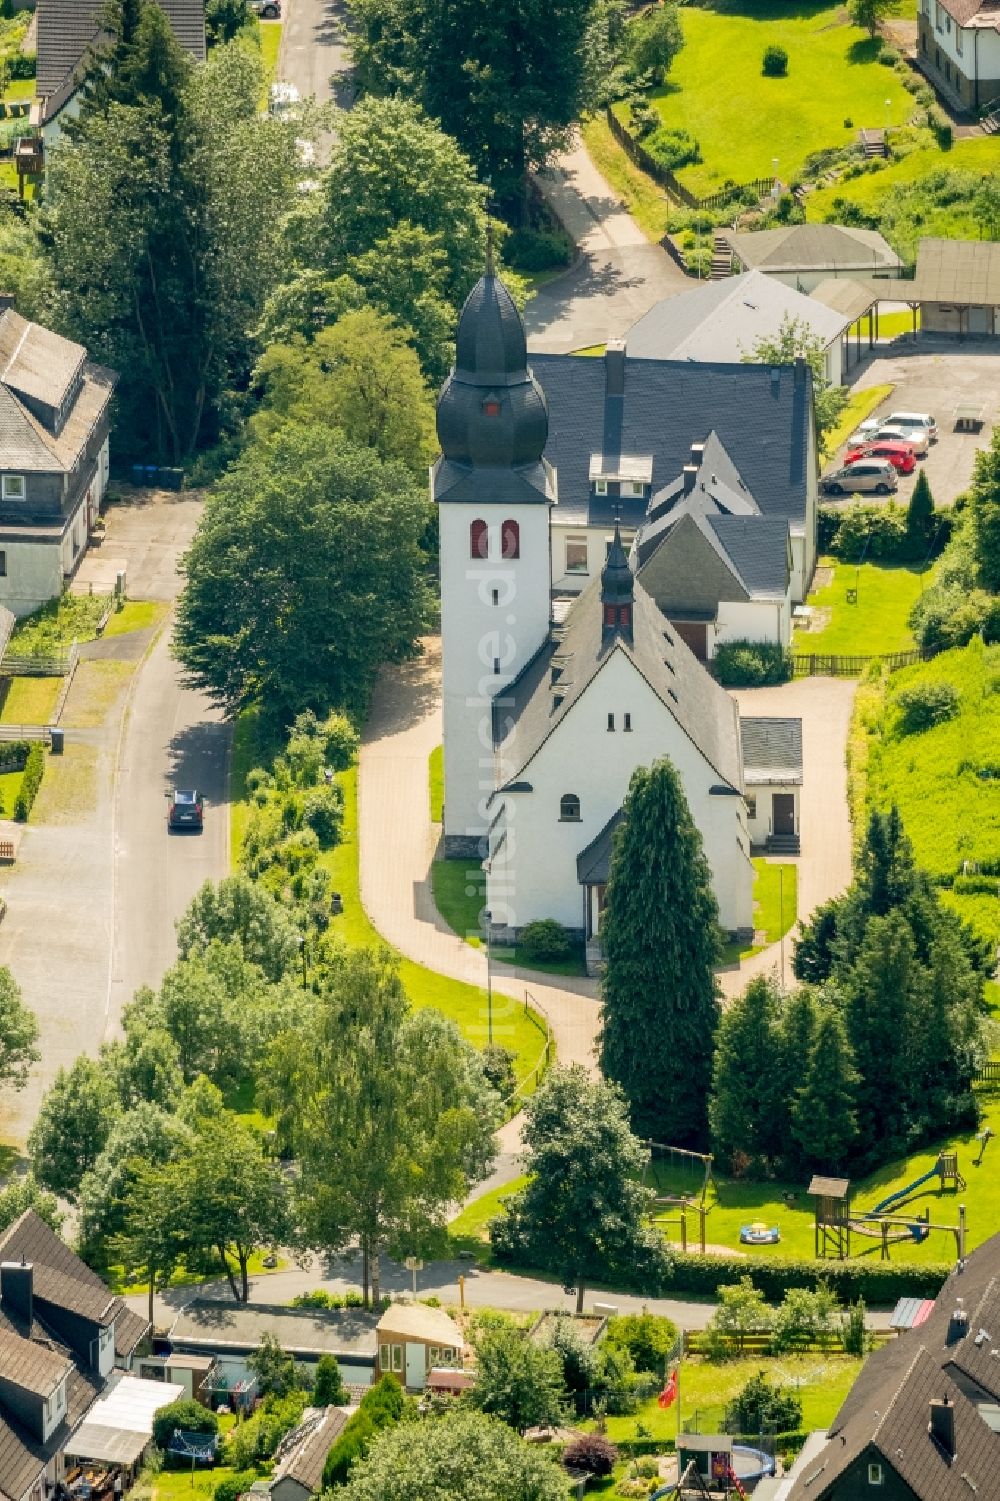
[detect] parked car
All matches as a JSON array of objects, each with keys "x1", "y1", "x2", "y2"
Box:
[
  {"x1": 821, "y1": 460, "x2": 897, "y2": 496},
  {"x1": 249, "y1": 0, "x2": 281, "y2": 16},
  {"x1": 168, "y1": 788, "x2": 204, "y2": 832},
  {"x1": 886, "y1": 410, "x2": 938, "y2": 443},
  {"x1": 845, "y1": 440, "x2": 917, "y2": 475},
  {"x1": 849, "y1": 423, "x2": 929, "y2": 457}
]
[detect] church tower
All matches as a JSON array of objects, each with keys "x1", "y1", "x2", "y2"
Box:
[{"x1": 433, "y1": 267, "x2": 555, "y2": 857}]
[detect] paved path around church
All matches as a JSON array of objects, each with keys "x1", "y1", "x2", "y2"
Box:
[
  {"x1": 278, "y1": 0, "x2": 355, "y2": 122},
  {"x1": 0, "y1": 495, "x2": 229, "y2": 1147},
  {"x1": 525, "y1": 132, "x2": 690, "y2": 354}
]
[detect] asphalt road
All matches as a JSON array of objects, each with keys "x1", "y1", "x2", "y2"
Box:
[{"x1": 277, "y1": 0, "x2": 354, "y2": 110}]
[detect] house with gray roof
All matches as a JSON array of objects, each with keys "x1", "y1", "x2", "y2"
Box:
[
  {"x1": 719, "y1": 224, "x2": 901, "y2": 294},
  {"x1": 33, "y1": 0, "x2": 206, "y2": 146},
  {"x1": 0, "y1": 310, "x2": 116, "y2": 617},
  {"x1": 626, "y1": 270, "x2": 854, "y2": 385},
  {"x1": 632, "y1": 432, "x2": 794, "y2": 663},
  {"x1": 0, "y1": 1210, "x2": 151, "y2": 1501},
  {"x1": 167, "y1": 1301, "x2": 379, "y2": 1391},
  {"x1": 269, "y1": 1407, "x2": 349, "y2": 1501},
  {"x1": 767, "y1": 1228, "x2": 1000, "y2": 1501}
]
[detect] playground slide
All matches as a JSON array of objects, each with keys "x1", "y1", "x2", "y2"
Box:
[{"x1": 867, "y1": 1165, "x2": 939, "y2": 1218}]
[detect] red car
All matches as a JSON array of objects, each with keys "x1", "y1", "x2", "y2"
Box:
[{"x1": 845, "y1": 440, "x2": 916, "y2": 475}]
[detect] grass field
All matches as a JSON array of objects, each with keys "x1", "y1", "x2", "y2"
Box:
[
  {"x1": 102, "y1": 600, "x2": 168, "y2": 637},
  {"x1": 821, "y1": 383, "x2": 894, "y2": 460},
  {"x1": 0, "y1": 766, "x2": 23, "y2": 819},
  {"x1": 258, "y1": 19, "x2": 281, "y2": 97},
  {"x1": 580, "y1": 114, "x2": 673, "y2": 243},
  {"x1": 797, "y1": 558, "x2": 929, "y2": 656},
  {"x1": 0, "y1": 677, "x2": 60, "y2": 726},
  {"x1": 430, "y1": 857, "x2": 588, "y2": 976},
  {"x1": 721, "y1": 859, "x2": 797, "y2": 964},
  {"x1": 629, "y1": 2, "x2": 913, "y2": 197},
  {"x1": 429, "y1": 744, "x2": 444, "y2": 823},
  {"x1": 807, "y1": 136, "x2": 1000, "y2": 237},
  {"x1": 448, "y1": 1175, "x2": 530, "y2": 1259}
]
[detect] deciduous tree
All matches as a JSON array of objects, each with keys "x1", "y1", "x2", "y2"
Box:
[
  {"x1": 468, "y1": 1325, "x2": 567, "y2": 1434},
  {"x1": 743, "y1": 315, "x2": 846, "y2": 446},
  {"x1": 599, "y1": 759, "x2": 720, "y2": 1145},
  {"x1": 28, "y1": 1056, "x2": 119, "y2": 1200},
  {"x1": 176, "y1": 876, "x2": 301, "y2": 981},
  {"x1": 967, "y1": 427, "x2": 1000, "y2": 591},
  {"x1": 848, "y1": 0, "x2": 901, "y2": 38},
  {"x1": 0, "y1": 968, "x2": 38, "y2": 1094}
]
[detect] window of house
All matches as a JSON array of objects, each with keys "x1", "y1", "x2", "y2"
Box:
[
  {"x1": 868, "y1": 1464, "x2": 883, "y2": 1486},
  {"x1": 619, "y1": 605, "x2": 631, "y2": 629},
  {"x1": 566, "y1": 536, "x2": 589, "y2": 574},
  {"x1": 501, "y1": 518, "x2": 520, "y2": 559},
  {"x1": 624, "y1": 480, "x2": 645, "y2": 498},
  {"x1": 935, "y1": 0, "x2": 943, "y2": 29},
  {"x1": 607, "y1": 713, "x2": 615, "y2": 731},
  {"x1": 470, "y1": 519, "x2": 488, "y2": 559},
  {"x1": 956, "y1": 24, "x2": 963, "y2": 51},
  {"x1": 746, "y1": 795, "x2": 757, "y2": 819},
  {"x1": 560, "y1": 793, "x2": 581, "y2": 821},
  {"x1": 482, "y1": 397, "x2": 501, "y2": 417},
  {"x1": 946, "y1": 12, "x2": 951, "y2": 29},
  {"x1": 2, "y1": 475, "x2": 24, "y2": 501},
  {"x1": 441, "y1": 1347, "x2": 455, "y2": 1362},
  {"x1": 604, "y1": 604, "x2": 617, "y2": 627},
  {"x1": 379, "y1": 1343, "x2": 391, "y2": 1370},
  {"x1": 0, "y1": 552, "x2": 7, "y2": 578},
  {"x1": 623, "y1": 713, "x2": 632, "y2": 732},
  {"x1": 491, "y1": 588, "x2": 499, "y2": 605},
  {"x1": 391, "y1": 1345, "x2": 403, "y2": 1373},
  {"x1": 594, "y1": 478, "x2": 608, "y2": 496}
]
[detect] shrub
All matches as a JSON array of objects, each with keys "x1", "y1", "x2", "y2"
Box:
[
  {"x1": 644, "y1": 124, "x2": 701, "y2": 172},
  {"x1": 519, "y1": 918, "x2": 571, "y2": 962},
  {"x1": 762, "y1": 44, "x2": 788, "y2": 76},
  {"x1": 7, "y1": 52, "x2": 35, "y2": 81},
  {"x1": 605, "y1": 1313, "x2": 678, "y2": 1374},
  {"x1": 301, "y1": 783, "x2": 344, "y2": 847},
  {"x1": 322, "y1": 1376, "x2": 405, "y2": 1487},
  {"x1": 931, "y1": 109, "x2": 953, "y2": 149},
  {"x1": 841, "y1": 1297, "x2": 871, "y2": 1356},
  {"x1": 322, "y1": 712, "x2": 359, "y2": 771},
  {"x1": 562, "y1": 1435, "x2": 618, "y2": 1478},
  {"x1": 13, "y1": 743, "x2": 44, "y2": 821},
  {"x1": 878, "y1": 44, "x2": 900, "y2": 65},
  {"x1": 225, "y1": 1392, "x2": 306, "y2": 1469},
  {"x1": 629, "y1": 101, "x2": 661, "y2": 138},
  {"x1": 0, "y1": 741, "x2": 30, "y2": 774},
  {"x1": 291, "y1": 1289, "x2": 336, "y2": 1309},
  {"x1": 312, "y1": 1354, "x2": 349, "y2": 1407},
  {"x1": 896, "y1": 679, "x2": 959, "y2": 732},
  {"x1": 726, "y1": 1372, "x2": 802, "y2": 1436},
  {"x1": 712, "y1": 641, "x2": 793, "y2": 688},
  {"x1": 666, "y1": 1251, "x2": 950, "y2": 1303},
  {"x1": 152, "y1": 1398, "x2": 218, "y2": 1452},
  {"x1": 480, "y1": 1042, "x2": 517, "y2": 1099},
  {"x1": 504, "y1": 227, "x2": 573, "y2": 273},
  {"x1": 214, "y1": 1472, "x2": 257, "y2": 1501}
]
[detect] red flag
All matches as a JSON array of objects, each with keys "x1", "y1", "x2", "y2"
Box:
[{"x1": 657, "y1": 1369, "x2": 678, "y2": 1409}]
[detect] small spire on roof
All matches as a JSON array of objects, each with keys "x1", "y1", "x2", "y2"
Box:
[{"x1": 485, "y1": 179, "x2": 495, "y2": 278}]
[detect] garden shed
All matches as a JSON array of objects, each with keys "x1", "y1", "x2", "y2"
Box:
[{"x1": 374, "y1": 1305, "x2": 466, "y2": 1392}]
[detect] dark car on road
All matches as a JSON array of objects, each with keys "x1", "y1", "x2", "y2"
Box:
[{"x1": 168, "y1": 788, "x2": 204, "y2": 832}]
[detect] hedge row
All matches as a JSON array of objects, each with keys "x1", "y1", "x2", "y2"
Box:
[
  {"x1": 818, "y1": 502, "x2": 953, "y2": 563},
  {"x1": 6, "y1": 53, "x2": 35, "y2": 83},
  {"x1": 666, "y1": 1251, "x2": 951, "y2": 1303},
  {"x1": 13, "y1": 743, "x2": 43, "y2": 822},
  {"x1": 0, "y1": 740, "x2": 30, "y2": 774}
]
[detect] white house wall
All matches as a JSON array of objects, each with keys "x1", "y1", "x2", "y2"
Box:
[
  {"x1": 439, "y1": 501, "x2": 552, "y2": 851},
  {"x1": 550, "y1": 521, "x2": 622, "y2": 595},
  {"x1": 715, "y1": 597, "x2": 791, "y2": 652},
  {"x1": 746, "y1": 783, "x2": 800, "y2": 846},
  {"x1": 487, "y1": 650, "x2": 754, "y2": 935}
]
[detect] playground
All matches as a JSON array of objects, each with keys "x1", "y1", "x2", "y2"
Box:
[{"x1": 645, "y1": 1097, "x2": 1000, "y2": 1265}]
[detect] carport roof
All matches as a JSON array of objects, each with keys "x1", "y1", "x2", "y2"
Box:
[
  {"x1": 809, "y1": 276, "x2": 884, "y2": 322},
  {"x1": 911, "y1": 236, "x2": 1000, "y2": 305}
]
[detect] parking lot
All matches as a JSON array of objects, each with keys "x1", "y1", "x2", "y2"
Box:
[{"x1": 826, "y1": 340, "x2": 1000, "y2": 508}]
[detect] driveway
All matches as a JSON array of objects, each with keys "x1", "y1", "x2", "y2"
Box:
[
  {"x1": 0, "y1": 495, "x2": 230, "y2": 1146},
  {"x1": 526, "y1": 133, "x2": 691, "y2": 354},
  {"x1": 829, "y1": 341, "x2": 1000, "y2": 508},
  {"x1": 278, "y1": 0, "x2": 355, "y2": 111}
]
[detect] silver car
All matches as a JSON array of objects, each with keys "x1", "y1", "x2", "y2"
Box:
[{"x1": 822, "y1": 459, "x2": 897, "y2": 496}]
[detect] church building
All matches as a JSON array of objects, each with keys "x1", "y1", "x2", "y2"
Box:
[{"x1": 433, "y1": 267, "x2": 803, "y2": 960}]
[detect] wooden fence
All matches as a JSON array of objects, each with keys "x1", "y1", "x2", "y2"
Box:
[
  {"x1": 0, "y1": 652, "x2": 72, "y2": 678},
  {"x1": 604, "y1": 108, "x2": 773, "y2": 212},
  {"x1": 792, "y1": 647, "x2": 936, "y2": 678},
  {"x1": 975, "y1": 1061, "x2": 1000, "y2": 1083},
  {"x1": 683, "y1": 1328, "x2": 893, "y2": 1357}
]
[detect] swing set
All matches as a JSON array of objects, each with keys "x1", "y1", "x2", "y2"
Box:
[{"x1": 643, "y1": 1141, "x2": 714, "y2": 1255}]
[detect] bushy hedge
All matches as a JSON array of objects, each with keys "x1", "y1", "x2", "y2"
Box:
[
  {"x1": 952, "y1": 872, "x2": 1000, "y2": 895},
  {"x1": 322, "y1": 1375, "x2": 405, "y2": 1487},
  {"x1": 819, "y1": 502, "x2": 953, "y2": 563},
  {"x1": 762, "y1": 44, "x2": 788, "y2": 76},
  {"x1": 13, "y1": 743, "x2": 43, "y2": 822},
  {"x1": 712, "y1": 641, "x2": 793, "y2": 687},
  {"x1": 666, "y1": 1251, "x2": 950, "y2": 1303},
  {"x1": 519, "y1": 918, "x2": 571, "y2": 962},
  {"x1": 896, "y1": 679, "x2": 958, "y2": 732},
  {"x1": 7, "y1": 52, "x2": 35, "y2": 82},
  {"x1": 643, "y1": 124, "x2": 701, "y2": 172},
  {"x1": 504, "y1": 227, "x2": 573, "y2": 273}
]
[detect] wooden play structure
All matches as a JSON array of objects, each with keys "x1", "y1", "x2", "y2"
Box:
[
  {"x1": 644, "y1": 1142, "x2": 714, "y2": 1255},
  {"x1": 809, "y1": 1158, "x2": 968, "y2": 1262}
]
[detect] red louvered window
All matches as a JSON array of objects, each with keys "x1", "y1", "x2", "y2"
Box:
[
  {"x1": 501, "y1": 519, "x2": 520, "y2": 559},
  {"x1": 470, "y1": 519, "x2": 489, "y2": 559}
]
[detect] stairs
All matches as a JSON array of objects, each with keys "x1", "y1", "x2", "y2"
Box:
[
  {"x1": 859, "y1": 127, "x2": 888, "y2": 159},
  {"x1": 710, "y1": 233, "x2": 732, "y2": 279},
  {"x1": 766, "y1": 832, "x2": 801, "y2": 855},
  {"x1": 585, "y1": 938, "x2": 603, "y2": 978},
  {"x1": 982, "y1": 107, "x2": 1000, "y2": 135}
]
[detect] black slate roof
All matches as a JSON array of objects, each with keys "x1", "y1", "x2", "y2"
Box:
[
  {"x1": 532, "y1": 353, "x2": 813, "y2": 529},
  {"x1": 740, "y1": 718, "x2": 802, "y2": 785},
  {"x1": 709, "y1": 515, "x2": 791, "y2": 597},
  {"x1": 37, "y1": 0, "x2": 206, "y2": 100},
  {"x1": 576, "y1": 810, "x2": 624, "y2": 885}
]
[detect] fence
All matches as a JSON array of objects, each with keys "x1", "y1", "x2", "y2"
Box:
[
  {"x1": 0, "y1": 651, "x2": 72, "y2": 678},
  {"x1": 682, "y1": 1328, "x2": 892, "y2": 1357},
  {"x1": 507, "y1": 994, "x2": 553, "y2": 1107},
  {"x1": 792, "y1": 646, "x2": 936, "y2": 677},
  {"x1": 975, "y1": 1061, "x2": 1000, "y2": 1083},
  {"x1": 604, "y1": 108, "x2": 773, "y2": 212}
]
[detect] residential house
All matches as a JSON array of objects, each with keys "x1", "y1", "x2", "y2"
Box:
[
  {"x1": 33, "y1": 0, "x2": 206, "y2": 148},
  {"x1": 718, "y1": 224, "x2": 901, "y2": 294},
  {"x1": 0, "y1": 310, "x2": 116, "y2": 616},
  {"x1": 917, "y1": 0, "x2": 1000, "y2": 112},
  {"x1": 435, "y1": 268, "x2": 803, "y2": 946},
  {"x1": 0, "y1": 1209, "x2": 151, "y2": 1501},
  {"x1": 374, "y1": 1305, "x2": 466, "y2": 1393},
  {"x1": 269, "y1": 1407, "x2": 348, "y2": 1501},
  {"x1": 625, "y1": 269, "x2": 854, "y2": 385},
  {"x1": 765, "y1": 1227, "x2": 1000, "y2": 1500},
  {"x1": 532, "y1": 341, "x2": 818, "y2": 606},
  {"x1": 632, "y1": 431, "x2": 793, "y2": 660},
  {"x1": 166, "y1": 1302, "x2": 379, "y2": 1393}
]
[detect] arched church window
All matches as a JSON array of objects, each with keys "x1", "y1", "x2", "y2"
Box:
[
  {"x1": 560, "y1": 793, "x2": 581, "y2": 821},
  {"x1": 470, "y1": 519, "x2": 489, "y2": 559},
  {"x1": 501, "y1": 519, "x2": 520, "y2": 559}
]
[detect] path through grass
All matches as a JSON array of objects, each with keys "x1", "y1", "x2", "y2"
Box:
[
  {"x1": 798, "y1": 557, "x2": 929, "y2": 656},
  {"x1": 721, "y1": 858, "x2": 797, "y2": 965}
]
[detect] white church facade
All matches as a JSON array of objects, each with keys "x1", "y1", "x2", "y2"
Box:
[{"x1": 433, "y1": 269, "x2": 804, "y2": 950}]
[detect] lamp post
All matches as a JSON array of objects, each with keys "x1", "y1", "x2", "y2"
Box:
[
  {"x1": 297, "y1": 934, "x2": 308, "y2": 989},
  {"x1": 772, "y1": 156, "x2": 779, "y2": 195},
  {"x1": 885, "y1": 97, "x2": 892, "y2": 135},
  {"x1": 779, "y1": 865, "x2": 786, "y2": 991},
  {"x1": 483, "y1": 908, "x2": 494, "y2": 1045}
]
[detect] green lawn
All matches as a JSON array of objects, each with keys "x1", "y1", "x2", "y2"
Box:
[
  {"x1": 430, "y1": 857, "x2": 588, "y2": 976},
  {"x1": 257, "y1": 19, "x2": 281, "y2": 107},
  {"x1": 821, "y1": 383, "x2": 894, "y2": 461},
  {"x1": 863, "y1": 640, "x2": 1000, "y2": 950},
  {"x1": 721, "y1": 858, "x2": 797, "y2": 965},
  {"x1": 877, "y1": 308, "x2": 920, "y2": 339},
  {"x1": 429, "y1": 743, "x2": 443, "y2": 823},
  {"x1": 101, "y1": 600, "x2": 168, "y2": 638},
  {"x1": 448, "y1": 1175, "x2": 530, "y2": 1259},
  {"x1": 797, "y1": 558, "x2": 929, "y2": 656},
  {"x1": 109, "y1": 1247, "x2": 287, "y2": 1299},
  {"x1": 0, "y1": 677, "x2": 60, "y2": 726},
  {"x1": 581, "y1": 114, "x2": 672, "y2": 243},
  {"x1": 629, "y1": 2, "x2": 913, "y2": 197},
  {"x1": 807, "y1": 135, "x2": 1000, "y2": 234},
  {"x1": 10, "y1": 593, "x2": 108, "y2": 654},
  {"x1": 0, "y1": 766, "x2": 23, "y2": 819},
  {"x1": 1, "y1": 80, "x2": 34, "y2": 104}
]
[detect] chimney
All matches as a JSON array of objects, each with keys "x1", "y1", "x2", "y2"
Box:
[
  {"x1": 948, "y1": 1299, "x2": 969, "y2": 1345},
  {"x1": 794, "y1": 355, "x2": 808, "y2": 385},
  {"x1": 605, "y1": 340, "x2": 626, "y2": 397},
  {"x1": 0, "y1": 294, "x2": 14, "y2": 313},
  {"x1": 1, "y1": 1261, "x2": 32, "y2": 1327},
  {"x1": 689, "y1": 442, "x2": 706, "y2": 468},
  {"x1": 929, "y1": 1396, "x2": 955, "y2": 1459},
  {"x1": 682, "y1": 465, "x2": 698, "y2": 495}
]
